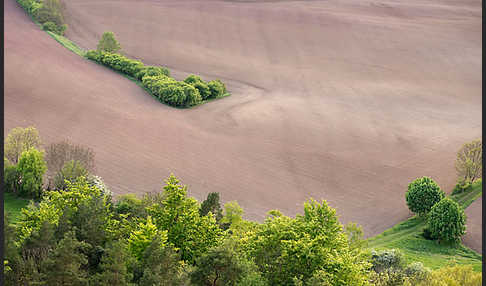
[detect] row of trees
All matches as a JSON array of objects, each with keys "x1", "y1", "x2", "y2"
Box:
[
  {"x1": 4, "y1": 128, "x2": 481, "y2": 285},
  {"x1": 6, "y1": 172, "x2": 480, "y2": 286},
  {"x1": 404, "y1": 139, "x2": 482, "y2": 244},
  {"x1": 4, "y1": 127, "x2": 96, "y2": 199},
  {"x1": 86, "y1": 32, "x2": 227, "y2": 108},
  {"x1": 4, "y1": 174, "x2": 371, "y2": 285},
  {"x1": 17, "y1": 0, "x2": 67, "y2": 35}
]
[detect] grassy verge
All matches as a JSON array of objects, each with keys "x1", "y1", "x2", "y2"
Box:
[
  {"x1": 4, "y1": 193, "x2": 30, "y2": 225},
  {"x1": 46, "y1": 31, "x2": 86, "y2": 57},
  {"x1": 367, "y1": 180, "x2": 483, "y2": 271}
]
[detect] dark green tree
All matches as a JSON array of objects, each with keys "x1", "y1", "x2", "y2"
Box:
[
  {"x1": 40, "y1": 231, "x2": 89, "y2": 286},
  {"x1": 200, "y1": 192, "x2": 223, "y2": 223},
  {"x1": 405, "y1": 177, "x2": 445, "y2": 216},
  {"x1": 427, "y1": 198, "x2": 466, "y2": 243},
  {"x1": 190, "y1": 244, "x2": 245, "y2": 286},
  {"x1": 93, "y1": 241, "x2": 133, "y2": 286},
  {"x1": 138, "y1": 237, "x2": 185, "y2": 286}
]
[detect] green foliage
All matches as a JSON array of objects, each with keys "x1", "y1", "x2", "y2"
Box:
[
  {"x1": 221, "y1": 200, "x2": 244, "y2": 229},
  {"x1": 455, "y1": 139, "x2": 482, "y2": 183},
  {"x1": 97, "y1": 31, "x2": 121, "y2": 53},
  {"x1": 147, "y1": 175, "x2": 222, "y2": 263},
  {"x1": 184, "y1": 75, "x2": 211, "y2": 100},
  {"x1": 370, "y1": 249, "x2": 405, "y2": 273},
  {"x1": 4, "y1": 126, "x2": 42, "y2": 164},
  {"x1": 135, "y1": 66, "x2": 170, "y2": 81},
  {"x1": 344, "y1": 222, "x2": 368, "y2": 250},
  {"x1": 426, "y1": 198, "x2": 466, "y2": 243},
  {"x1": 85, "y1": 50, "x2": 226, "y2": 108},
  {"x1": 4, "y1": 165, "x2": 21, "y2": 194},
  {"x1": 405, "y1": 177, "x2": 445, "y2": 215},
  {"x1": 17, "y1": 177, "x2": 108, "y2": 245},
  {"x1": 208, "y1": 79, "x2": 227, "y2": 99},
  {"x1": 452, "y1": 179, "x2": 472, "y2": 195},
  {"x1": 40, "y1": 231, "x2": 89, "y2": 286},
  {"x1": 190, "y1": 244, "x2": 250, "y2": 286},
  {"x1": 54, "y1": 160, "x2": 89, "y2": 191},
  {"x1": 42, "y1": 21, "x2": 66, "y2": 35},
  {"x1": 242, "y1": 199, "x2": 371, "y2": 285},
  {"x1": 94, "y1": 241, "x2": 133, "y2": 286},
  {"x1": 200, "y1": 192, "x2": 223, "y2": 222},
  {"x1": 32, "y1": 0, "x2": 67, "y2": 35},
  {"x1": 17, "y1": 148, "x2": 47, "y2": 199},
  {"x1": 137, "y1": 237, "x2": 185, "y2": 286},
  {"x1": 128, "y1": 216, "x2": 167, "y2": 261},
  {"x1": 413, "y1": 264, "x2": 481, "y2": 286},
  {"x1": 114, "y1": 194, "x2": 146, "y2": 218},
  {"x1": 367, "y1": 181, "x2": 482, "y2": 272}
]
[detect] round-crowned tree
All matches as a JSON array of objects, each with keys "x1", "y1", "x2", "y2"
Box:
[
  {"x1": 427, "y1": 198, "x2": 466, "y2": 243},
  {"x1": 405, "y1": 177, "x2": 445, "y2": 216}
]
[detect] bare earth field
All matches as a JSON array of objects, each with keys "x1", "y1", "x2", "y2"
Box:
[
  {"x1": 5, "y1": 0, "x2": 481, "y2": 245},
  {"x1": 463, "y1": 196, "x2": 482, "y2": 253}
]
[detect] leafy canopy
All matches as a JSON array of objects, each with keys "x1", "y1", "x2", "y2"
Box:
[{"x1": 405, "y1": 177, "x2": 445, "y2": 215}]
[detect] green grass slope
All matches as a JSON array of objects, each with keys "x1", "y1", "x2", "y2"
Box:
[
  {"x1": 4, "y1": 192, "x2": 30, "y2": 225},
  {"x1": 367, "y1": 180, "x2": 483, "y2": 271}
]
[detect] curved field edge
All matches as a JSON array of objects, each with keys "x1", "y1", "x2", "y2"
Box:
[
  {"x1": 14, "y1": 1, "x2": 230, "y2": 109},
  {"x1": 366, "y1": 180, "x2": 483, "y2": 271}
]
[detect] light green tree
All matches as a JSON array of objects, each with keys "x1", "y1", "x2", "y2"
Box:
[
  {"x1": 455, "y1": 139, "x2": 482, "y2": 183},
  {"x1": 127, "y1": 216, "x2": 167, "y2": 261},
  {"x1": 147, "y1": 175, "x2": 222, "y2": 263},
  {"x1": 242, "y1": 199, "x2": 371, "y2": 285},
  {"x1": 17, "y1": 148, "x2": 47, "y2": 199},
  {"x1": 97, "y1": 31, "x2": 121, "y2": 53},
  {"x1": 4, "y1": 126, "x2": 42, "y2": 164}
]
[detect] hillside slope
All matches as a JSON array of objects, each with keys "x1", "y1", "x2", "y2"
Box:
[{"x1": 5, "y1": 0, "x2": 481, "y2": 245}]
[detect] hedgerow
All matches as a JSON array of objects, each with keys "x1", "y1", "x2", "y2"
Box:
[
  {"x1": 17, "y1": 0, "x2": 67, "y2": 36},
  {"x1": 86, "y1": 50, "x2": 225, "y2": 108}
]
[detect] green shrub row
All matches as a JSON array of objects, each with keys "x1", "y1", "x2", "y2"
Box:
[
  {"x1": 86, "y1": 50, "x2": 228, "y2": 108},
  {"x1": 17, "y1": 0, "x2": 67, "y2": 36}
]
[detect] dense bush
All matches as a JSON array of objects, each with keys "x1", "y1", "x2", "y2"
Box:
[
  {"x1": 135, "y1": 66, "x2": 170, "y2": 81},
  {"x1": 370, "y1": 249, "x2": 405, "y2": 273},
  {"x1": 426, "y1": 198, "x2": 466, "y2": 243},
  {"x1": 86, "y1": 50, "x2": 226, "y2": 107},
  {"x1": 208, "y1": 79, "x2": 226, "y2": 98},
  {"x1": 41, "y1": 21, "x2": 65, "y2": 35},
  {"x1": 184, "y1": 75, "x2": 211, "y2": 100},
  {"x1": 405, "y1": 177, "x2": 445, "y2": 215}
]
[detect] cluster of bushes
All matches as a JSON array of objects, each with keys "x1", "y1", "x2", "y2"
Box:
[
  {"x1": 17, "y1": 0, "x2": 67, "y2": 35},
  {"x1": 368, "y1": 249, "x2": 481, "y2": 286},
  {"x1": 86, "y1": 32, "x2": 227, "y2": 108},
  {"x1": 405, "y1": 176, "x2": 466, "y2": 243}
]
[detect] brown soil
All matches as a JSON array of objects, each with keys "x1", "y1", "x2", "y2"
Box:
[
  {"x1": 462, "y1": 196, "x2": 482, "y2": 254},
  {"x1": 5, "y1": 0, "x2": 481, "y2": 247}
]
